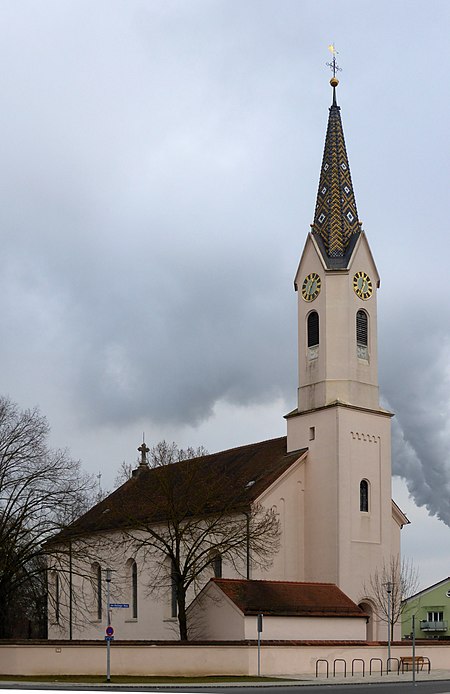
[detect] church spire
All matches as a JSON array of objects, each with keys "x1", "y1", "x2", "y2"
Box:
[{"x1": 311, "y1": 74, "x2": 362, "y2": 268}]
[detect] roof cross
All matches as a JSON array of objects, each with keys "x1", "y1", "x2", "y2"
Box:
[
  {"x1": 326, "y1": 44, "x2": 342, "y2": 78},
  {"x1": 138, "y1": 441, "x2": 150, "y2": 467}
]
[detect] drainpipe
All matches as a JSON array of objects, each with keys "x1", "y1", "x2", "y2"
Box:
[{"x1": 69, "y1": 541, "x2": 73, "y2": 641}]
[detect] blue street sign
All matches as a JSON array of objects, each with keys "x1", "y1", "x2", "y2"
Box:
[
  {"x1": 104, "y1": 636, "x2": 114, "y2": 641},
  {"x1": 109, "y1": 603, "x2": 129, "y2": 608},
  {"x1": 106, "y1": 626, "x2": 114, "y2": 636}
]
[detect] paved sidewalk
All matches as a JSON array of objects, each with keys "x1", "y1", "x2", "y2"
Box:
[
  {"x1": 297, "y1": 668, "x2": 450, "y2": 686},
  {"x1": 0, "y1": 670, "x2": 449, "y2": 688}
]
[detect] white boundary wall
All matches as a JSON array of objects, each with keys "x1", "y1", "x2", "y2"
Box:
[{"x1": 0, "y1": 642, "x2": 449, "y2": 677}]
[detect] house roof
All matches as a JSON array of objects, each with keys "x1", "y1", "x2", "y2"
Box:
[
  {"x1": 211, "y1": 578, "x2": 366, "y2": 618},
  {"x1": 51, "y1": 436, "x2": 306, "y2": 542},
  {"x1": 403, "y1": 576, "x2": 450, "y2": 604}
]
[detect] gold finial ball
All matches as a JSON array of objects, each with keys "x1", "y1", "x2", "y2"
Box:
[{"x1": 330, "y1": 77, "x2": 339, "y2": 88}]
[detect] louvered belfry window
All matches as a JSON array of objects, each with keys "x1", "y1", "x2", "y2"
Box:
[
  {"x1": 356, "y1": 309, "x2": 368, "y2": 361},
  {"x1": 307, "y1": 311, "x2": 319, "y2": 347},
  {"x1": 356, "y1": 310, "x2": 368, "y2": 346}
]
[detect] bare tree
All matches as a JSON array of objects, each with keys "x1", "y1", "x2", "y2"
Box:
[
  {"x1": 364, "y1": 555, "x2": 419, "y2": 640},
  {"x1": 114, "y1": 460, "x2": 134, "y2": 487},
  {"x1": 0, "y1": 395, "x2": 96, "y2": 637},
  {"x1": 122, "y1": 440, "x2": 280, "y2": 640}
]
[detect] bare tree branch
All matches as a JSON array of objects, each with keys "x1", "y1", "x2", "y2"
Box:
[
  {"x1": 117, "y1": 441, "x2": 280, "y2": 640},
  {"x1": 0, "y1": 395, "x2": 96, "y2": 637},
  {"x1": 364, "y1": 555, "x2": 419, "y2": 640}
]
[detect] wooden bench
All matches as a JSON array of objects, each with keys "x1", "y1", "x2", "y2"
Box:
[{"x1": 399, "y1": 656, "x2": 431, "y2": 673}]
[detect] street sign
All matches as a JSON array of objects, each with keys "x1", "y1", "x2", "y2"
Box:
[
  {"x1": 109, "y1": 603, "x2": 129, "y2": 608},
  {"x1": 106, "y1": 626, "x2": 114, "y2": 637},
  {"x1": 257, "y1": 613, "x2": 263, "y2": 633},
  {"x1": 104, "y1": 636, "x2": 114, "y2": 642}
]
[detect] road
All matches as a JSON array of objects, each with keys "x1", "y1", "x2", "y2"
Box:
[{"x1": 2, "y1": 682, "x2": 450, "y2": 694}]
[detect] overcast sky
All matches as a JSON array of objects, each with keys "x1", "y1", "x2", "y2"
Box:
[{"x1": 0, "y1": 0, "x2": 449, "y2": 591}]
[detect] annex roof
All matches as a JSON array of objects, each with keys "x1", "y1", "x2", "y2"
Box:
[
  {"x1": 52, "y1": 436, "x2": 306, "y2": 541},
  {"x1": 211, "y1": 578, "x2": 366, "y2": 618}
]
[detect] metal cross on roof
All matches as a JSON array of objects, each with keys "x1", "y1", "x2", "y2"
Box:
[{"x1": 326, "y1": 44, "x2": 342, "y2": 78}]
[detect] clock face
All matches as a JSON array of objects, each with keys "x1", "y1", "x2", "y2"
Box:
[
  {"x1": 301, "y1": 272, "x2": 321, "y2": 302},
  {"x1": 353, "y1": 271, "x2": 373, "y2": 300}
]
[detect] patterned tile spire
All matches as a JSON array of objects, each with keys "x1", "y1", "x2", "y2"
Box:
[{"x1": 311, "y1": 76, "x2": 362, "y2": 266}]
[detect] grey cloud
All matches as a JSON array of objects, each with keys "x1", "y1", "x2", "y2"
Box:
[
  {"x1": 0, "y1": 1, "x2": 450, "y2": 553},
  {"x1": 381, "y1": 304, "x2": 450, "y2": 526}
]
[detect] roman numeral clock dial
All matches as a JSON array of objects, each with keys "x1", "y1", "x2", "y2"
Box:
[
  {"x1": 353, "y1": 271, "x2": 373, "y2": 300},
  {"x1": 301, "y1": 273, "x2": 321, "y2": 302}
]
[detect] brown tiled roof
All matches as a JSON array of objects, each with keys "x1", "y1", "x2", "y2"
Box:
[
  {"x1": 212, "y1": 578, "x2": 365, "y2": 618},
  {"x1": 52, "y1": 437, "x2": 306, "y2": 541}
]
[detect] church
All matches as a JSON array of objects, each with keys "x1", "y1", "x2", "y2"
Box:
[{"x1": 47, "y1": 74, "x2": 408, "y2": 643}]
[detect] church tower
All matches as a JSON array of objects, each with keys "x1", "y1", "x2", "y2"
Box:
[{"x1": 286, "y1": 73, "x2": 403, "y2": 612}]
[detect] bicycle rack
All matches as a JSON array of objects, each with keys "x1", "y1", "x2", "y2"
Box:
[
  {"x1": 386, "y1": 657, "x2": 400, "y2": 674},
  {"x1": 369, "y1": 657, "x2": 383, "y2": 676},
  {"x1": 333, "y1": 658, "x2": 347, "y2": 677},
  {"x1": 351, "y1": 658, "x2": 365, "y2": 677},
  {"x1": 315, "y1": 659, "x2": 329, "y2": 678}
]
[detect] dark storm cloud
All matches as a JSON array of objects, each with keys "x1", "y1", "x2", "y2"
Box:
[{"x1": 0, "y1": 0, "x2": 302, "y2": 429}]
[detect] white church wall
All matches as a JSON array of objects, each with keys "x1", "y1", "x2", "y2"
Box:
[
  {"x1": 47, "y1": 523, "x2": 250, "y2": 641},
  {"x1": 337, "y1": 406, "x2": 394, "y2": 606},
  {"x1": 187, "y1": 582, "x2": 245, "y2": 640},
  {"x1": 251, "y1": 456, "x2": 306, "y2": 582},
  {"x1": 243, "y1": 615, "x2": 366, "y2": 641},
  {"x1": 3, "y1": 641, "x2": 447, "y2": 677}
]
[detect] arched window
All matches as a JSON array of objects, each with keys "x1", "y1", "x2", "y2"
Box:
[
  {"x1": 211, "y1": 553, "x2": 222, "y2": 578},
  {"x1": 170, "y1": 560, "x2": 177, "y2": 618},
  {"x1": 131, "y1": 560, "x2": 138, "y2": 619},
  {"x1": 54, "y1": 571, "x2": 60, "y2": 624},
  {"x1": 93, "y1": 563, "x2": 102, "y2": 620},
  {"x1": 307, "y1": 311, "x2": 319, "y2": 358},
  {"x1": 360, "y1": 479, "x2": 369, "y2": 512},
  {"x1": 356, "y1": 310, "x2": 368, "y2": 359}
]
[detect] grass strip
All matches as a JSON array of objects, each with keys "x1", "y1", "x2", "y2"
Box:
[{"x1": 0, "y1": 674, "x2": 286, "y2": 684}]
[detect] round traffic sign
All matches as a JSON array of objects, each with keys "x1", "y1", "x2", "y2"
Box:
[{"x1": 106, "y1": 625, "x2": 114, "y2": 637}]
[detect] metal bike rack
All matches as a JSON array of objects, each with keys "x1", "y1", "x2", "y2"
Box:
[
  {"x1": 315, "y1": 659, "x2": 329, "y2": 678},
  {"x1": 351, "y1": 658, "x2": 365, "y2": 677},
  {"x1": 369, "y1": 657, "x2": 383, "y2": 675},
  {"x1": 333, "y1": 658, "x2": 347, "y2": 677}
]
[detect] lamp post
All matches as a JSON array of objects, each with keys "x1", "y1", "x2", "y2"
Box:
[{"x1": 386, "y1": 581, "x2": 392, "y2": 670}]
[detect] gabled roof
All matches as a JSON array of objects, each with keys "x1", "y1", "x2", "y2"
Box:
[
  {"x1": 311, "y1": 80, "x2": 362, "y2": 269},
  {"x1": 392, "y1": 499, "x2": 410, "y2": 528},
  {"x1": 51, "y1": 437, "x2": 306, "y2": 541},
  {"x1": 211, "y1": 578, "x2": 366, "y2": 618},
  {"x1": 403, "y1": 576, "x2": 450, "y2": 604}
]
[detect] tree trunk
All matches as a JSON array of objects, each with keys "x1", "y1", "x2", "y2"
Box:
[{"x1": 177, "y1": 589, "x2": 188, "y2": 640}]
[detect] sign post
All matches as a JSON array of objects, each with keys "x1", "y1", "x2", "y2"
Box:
[{"x1": 257, "y1": 613, "x2": 263, "y2": 676}]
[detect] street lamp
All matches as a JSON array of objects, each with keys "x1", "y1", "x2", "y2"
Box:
[{"x1": 385, "y1": 581, "x2": 392, "y2": 669}]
